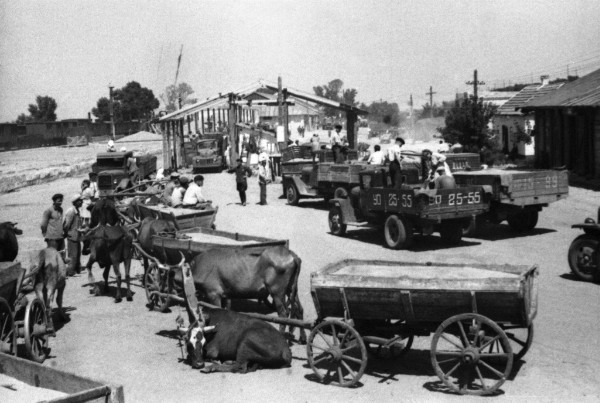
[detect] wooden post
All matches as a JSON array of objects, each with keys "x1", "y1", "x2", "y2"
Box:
[
  {"x1": 228, "y1": 93, "x2": 238, "y2": 163},
  {"x1": 201, "y1": 110, "x2": 205, "y2": 135},
  {"x1": 172, "y1": 121, "x2": 178, "y2": 170},
  {"x1": 346, "y1": 111, "x2": 357, "y2": 149},
  {"x1": 163, "y1": 121, "x2": 170, "y2": 170},
  {"x1": 283, "y1": 88, "x2": 289, "y2": 143}
]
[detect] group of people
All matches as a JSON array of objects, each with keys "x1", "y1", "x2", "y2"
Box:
[
  {"x1": 228, "y1": 154, "x2": 271, "y2": 206},
  {"x1": 161, "y1": 172, "x2": 209, "y2": 208}
]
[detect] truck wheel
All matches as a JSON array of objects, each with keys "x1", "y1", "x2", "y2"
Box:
[
  {"x1": 440, "y1": 221, "x2": 463, "y2": 245},
  {"x1": 384, "y1": 215, "x2": 413, "y2": 249},
  {"x1": 286, "y1": 184, "x2": 299, "y2": 205},
  {"x1": 328, "y1": 206, "x2": 347, "y2": 236},
  {"x1": 568, "y1": 234, "x2": 599, "y2": 283},
  {"x1": 507, "y1": 210, "x2": 538, "y2": 232},
  {"x1": 334, "y1": 187, "x2": 349, "y2": 199}
]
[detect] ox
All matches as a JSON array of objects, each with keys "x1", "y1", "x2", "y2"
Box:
[
  {"x1": 183, "y1": 246, "x2": 306, "y2": 343},
  {"x1": 184, "y1": 307, "x2": 292, "y2": 373},
  {"x1": 0, "y1": 222, "x2": 22, "y2": 262},
  {"x1": 35, "y1": 247, "x2": 68, "y2": 333},
  {"x1": 137, "y1": 217, "x2": 179, "y2": 269}
]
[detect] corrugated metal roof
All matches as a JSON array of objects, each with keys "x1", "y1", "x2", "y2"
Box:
[
  {"x1": 497, "y1": 83, "x2": 564, "y2": 115},
  {"x1": 523, "y1": 67, "x2": 600, "y2": 108}
]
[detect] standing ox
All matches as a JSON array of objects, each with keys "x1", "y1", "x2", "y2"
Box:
[
  {"x1": 137, "y1": 217, "x2": 179, "y2": 269},
  {"x1": 185, "y1": 246, "x2": 306, "y2": 343},
  {"x1": 0, "y1": 222, "x2": 23, "y2": 262},
  {"x1": 184, "y1": 307, "x2": 292, "y2": 373},
  {"x1": 34, "y1": 247, "x2": 68, "y2": 333}
]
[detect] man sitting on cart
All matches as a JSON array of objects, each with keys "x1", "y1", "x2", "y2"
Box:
[{"x1": 182, "y1": 175, "x2": 210, "y2": 209}]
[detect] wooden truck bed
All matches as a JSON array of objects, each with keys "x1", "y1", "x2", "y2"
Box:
[
  {"x1": 311, "y1": 259, "x2": 538, "y2": 326},
  {"x1": 137, "y1": 203, "x2": 218, "y2": 230}
]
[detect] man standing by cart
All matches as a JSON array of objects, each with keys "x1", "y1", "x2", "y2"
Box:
[
  {"x1": 228, "y1": 158, "x2": 252, "y2": 206},
  {"x1": 41, "y1": 193, "x2": 66, "y2": 259},
  {"x1": 63, "y1": 194, "x2": 83, "y2": 276}
]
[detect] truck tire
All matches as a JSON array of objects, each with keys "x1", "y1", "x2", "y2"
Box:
[
  {"x1": 440, "y1": 221, "x2": 463, "y2": 245},
  {"x1": 507, "y1": 210, "x2": 538, "y2": 232},
  {"x1": 286, "y1": 183, "x2": 300, "y2": 205},
  {"x1": 328, "y1": 206, "x2": 347, "y2": 236},
  {"x1": 568, "y1": 234, "x2": 599, "y2": 283},
  {"x1": 384, "y1": 215, "x2": 413, "y2": 250}
]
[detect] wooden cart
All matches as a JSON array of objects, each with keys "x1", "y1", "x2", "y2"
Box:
[
  {"x1": 305, "y1": 259, "x2": 538, "y2": 395},
  {"x1": 136, "y1": 203, "x2": 218, "y2": 230},
  {"x1": 0, "y1": 262, "x2": 52, "y2": 363}
]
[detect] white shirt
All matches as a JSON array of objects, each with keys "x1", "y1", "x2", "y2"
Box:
[
  {"x1": 330, "y1": 131, "x2": 341, "y2": 146},
  {"x1": 387, "y1": 144, "x2": 402, "y2": 162},
  {"x1": 368, "y1": 150, "x2": 384, "y2": 165},
  {"x1": 171, "y1": 186, "x2": 185, "y2": 207},
  {"x1": 183, "y1": 183, "x2": 206, "y2": 205}
]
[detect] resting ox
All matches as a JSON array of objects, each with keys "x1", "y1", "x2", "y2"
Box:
[
  {"x1": 183, "y1": 246, "x2": 306, "y2": 343},
  {"x1": 0, "y1": 222, "x2": 22, "y2": 262},
  {"x1": 35, "y1": 247, "x2": 68, "y2": 333},
  {"x1": 184, "y1": 307, "x2": 292, "y2": 373}
]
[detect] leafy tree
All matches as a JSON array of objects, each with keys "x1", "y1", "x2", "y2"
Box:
[
  {"x1": 15, "y1": 113, "x2": 33, "y2": 124},
  {"x1": 365, "y1": 100, "x2": 403, "y2": 127},
  {"x1": 437, "y1": 96, "x2": 497, "y2": 150},
  {"x1": 16, "y1": 95, "x2": 58, "y2": 123},
  {"x1": 313, "y1": 79, "x2": 358, "y2": 117},
  {"x1": 160, "y1": 82, "x2": 197, "y2": 113},
  {"x1": 417, "y1": 103, "x2": 445, "y2": 120},
  {"x1": 92, "y1": 81, "x2": 159, "y2": 122}
]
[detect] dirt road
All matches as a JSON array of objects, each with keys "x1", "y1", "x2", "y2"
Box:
[{"x1": 1, "y1": 171, "x2": 599, "y2": 402}]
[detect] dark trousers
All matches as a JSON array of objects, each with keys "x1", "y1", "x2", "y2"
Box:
[
  {"x1": 389, "y1": 161, "x2": 402, "y2": 188},
  {"x1": 67, "y1": 238, "x2": 81, "y2": 275},
  {"x1": 260, "y1": 182, "x2": 267, "y2": 205},
  {"x1": 236, "y1": 181, "x2": 248, "y2": 204}
]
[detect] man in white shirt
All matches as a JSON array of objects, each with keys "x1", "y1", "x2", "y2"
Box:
[
  {"x1": 183, "y1": 175, "x2": 208, "y2": 207},
  {"x1": 170, "y1": 176, "x2": 189, "y2": 207},
  {"x1": 422, "y1": 149, "x2": 453, "y2": 180},
  {"x1": 368, "y1": 145, "x2": 385, "y2": 165},
  {"x1": 331, "y1": 124, "x2": 343, "y2": 162},
  {"x1": 386, "y1": 137, "x2": 405, "y2": 187}
]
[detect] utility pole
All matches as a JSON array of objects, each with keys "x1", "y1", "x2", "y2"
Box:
[
  {"x1": 466, "y1": 69, "x2": 485, "y2": 100},
  {"x1": 108, "y1": 84, "x2": 115, "y2": 140},
  {"x1": 425, "y1": 86, "x2": 436, "y2": 118}
]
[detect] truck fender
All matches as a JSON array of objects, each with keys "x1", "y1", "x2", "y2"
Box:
[
  {"x1": 285, "y1": 175, "x2": 311, "y2": 196},
  {"x1": 329, "y1": 197, "x2": 357, "y2": 224}
]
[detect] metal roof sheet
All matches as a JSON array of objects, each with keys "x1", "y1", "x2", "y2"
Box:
[
  {"x1": 497, "y1": 83, "x2": 564, "y2": 115},
  {"x1": 523, "y1": 68, "x2": 600, "y2": 108}
]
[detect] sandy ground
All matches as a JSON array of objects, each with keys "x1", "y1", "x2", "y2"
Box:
[{"x1": 1, "y1": 147, "x2": 599, "y2": 402}]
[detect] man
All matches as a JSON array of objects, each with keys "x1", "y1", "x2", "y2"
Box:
[
  {"x1": 422, "y1": 149, "x2": 453, "y2": 180},
  {"x1": 123, "y1": 149, "x2": 139, "y2": 184},
  {"x1": 228, "y1": 158, "x2": 252, "y2": 206},
  {"x1": 331, "y1": 124, "x2": 343, "y2": 163},
  {"x1": 386, "y1": 137, "x2": 405, "y2": 187},
  {"x1": 183, "y1": 175, "x2": 209, "y2": 207},
  {"x1": 311, "y1": 133, "x2": 321, "y2": 163},
  {"x1": 170, "y1": 176, "x2": 189, "y2": 207},
  {"x1": 368, "y1": 145, "x2": 385, "y2": 165},
  {"x1": 63, "y1": 194, "x2": 83, "y2": 276},
  {"x1": 88, "y1": 172, "x2": 100, "y2": 199},
  {"x1": 161, "y1": 172, "x2": 180, "y2": 205},
  {"x1": 41, "y1": 194, "x2": 66, "y2": 255},
  {"x1": 258, "y1": 157, "x2": 270, "y2": 206},
  {"x1": 107, "y1": 140, "x2": 116, "y2": 152}
]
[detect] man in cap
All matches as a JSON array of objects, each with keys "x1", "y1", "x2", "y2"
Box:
[
  {"x1": 258, "y1": 158, "x2": 270, "y2": 205},
  {"x1": 183, "y1": 175, "x2": 209, "y2": 208},
  {"x1": 331, "y1": 124, "x2": 343, "y2": 163},
  {"x1": 170, "y1": 176, "x2": 189, "y2": 207},
  {"x1": 63, "y1": 194, "x2": 84, "y2": 275},
  {"x1": 228, "y1": 158, "x2": 253, "y2": 206},
  {"x1": 386, "y1": 137, "x2": 405, "y2": 187},
  {"x1": 41, "y1": 194, "x2": 65, "y2": 251},
  {"x1": 161, "y1": 172, "x2": 180, "y2": 205}
]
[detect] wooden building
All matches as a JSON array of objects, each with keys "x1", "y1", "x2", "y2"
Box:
[{"x1": 522, "y1": 68, "x2": 600, "y2": 178}]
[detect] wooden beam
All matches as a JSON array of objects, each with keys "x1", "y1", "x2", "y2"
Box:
[{"x1": 346, "y1": 111, "x2": 357, "y2": 149}]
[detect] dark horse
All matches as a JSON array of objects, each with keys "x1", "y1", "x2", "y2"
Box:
[
  {"x1": 0, "y1": 222, "x2": 23, "y2": 262},
  {"x1": 84, "y1": 198, "x2": 133, "y2": 303}
]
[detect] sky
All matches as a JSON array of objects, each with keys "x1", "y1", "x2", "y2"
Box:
[{"x1": 1, "y1": 0, "x2": 599, "y2": 122}]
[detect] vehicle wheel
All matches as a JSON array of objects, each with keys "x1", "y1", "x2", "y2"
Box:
[
  {"x1": 366, "y1": 335, "x2": 413, "y2": 359},
  {"x1": 502, "y1": 323, "x2": 534, "y2": 360},
  {"x1": 507, "y1": 210, "x2": 538, "y2": 232},
  {"x1": 24, "y1": 298, "x2": 49, "y2": 363},
  {"x1": 384, "y1": 215, "x2": 413, "y2": 250},
  {"x1": 307, "y1": 319, "x2": 367, "y2": 387},
  {"x1": 440, "y1": 221, "x2": 463, "y2": 245},
  {"x1": 334, "y1": 187, "x2": 349, "y2": 199},
  {"x1": 0, "y1": 297, "x2": 15, "y2": 355},
  {"x1": 568, "y1": 234, "x2": 599, "y2": 282},
  {"x1": 328, "y1": 206, "x2": 347, "y2": 236},
  {"x1": 144, "y1": 263, "x2": 168, "y2": 312},
  {"x1": 286, "y1": 184, "x2": 299, "y2": 205},
  {"x1": 431, "y1": 313, "x2": 513, "y2": 396}
]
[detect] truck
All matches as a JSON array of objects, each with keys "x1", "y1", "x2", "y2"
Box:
[
  {"x1": 191, "y1": 138, "x2": 223, "y2": 173},
  {"x1": 446, "y1": 153, "x2": 569, "y2": 233},
  {"x1": 328, "y1": 165, "x2": 491, "y2": 249},
  {"x1": 92, "y1": 151, "x2": 157, "y2": 196}
]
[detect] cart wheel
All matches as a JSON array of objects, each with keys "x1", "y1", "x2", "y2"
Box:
[
  {"x1": 568, "y1": 234, "x2": 599, "y2": 282},
  {"x1": 286, "y1": 184, "x2": 300, "y2": 205},
  {"x1": 430, "y1": 313, "x2": 513, "y2": 396},
  {"x1": 328, "y1": 206, "x2": 347, "y2": 236},
  {"x1": 0, "y1": 297, "x2": 16, "y2": 355},
  {"x1": 144, "y1": 263, "x2": 168, "y2": 312},
  {"x1": 24, "y1": 298, "x2": 49, "y2": 363},
  {"x1": 502, "y1": 323, "x2": 534, "y2": 360},
  {"x1": 307, "y1": 320, "x2": 368, "y2": 388},
  {"x1": 507, "y1": 210, "x2": 538, "y2": 232},
  {"x1": 439, "y1": 221, "x2": 463, "y2": 245},
  {"x1": 384, "y1": 214, "x2": 413, "y2": 249},
  {"x1": 366, "y1": 335, "x2": 414, "y2": 359}
]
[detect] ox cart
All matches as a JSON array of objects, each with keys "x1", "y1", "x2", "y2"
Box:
[
  {"x1": 137, "y1": 227, "x2": 288, "y2": 312},
  {"x1": 179, "y1": 259, "x2": 538, "y2": 396},
  {"x1": 135, "y1": 203, "x2": 218, "y2": 230},
  {"x1": 0, "y1": 262, "x2": 53, "y2": 363}
]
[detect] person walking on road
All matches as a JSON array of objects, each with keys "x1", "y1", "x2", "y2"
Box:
[
  {"x1": 386, "y1": 137, "x2": 405, "y2": 187},
  {"x1": 228, "y1": 158, "x2": 252, "y2": 206},
  {"x1": 41, "y1": 193, "x2": 67, "y2": 258},
  {"x1": 258, "y1": 158, "x2": 270, "y2": 205},
  {"x1": 63, "y1": 194, "x2": 83, "y2": 276}
]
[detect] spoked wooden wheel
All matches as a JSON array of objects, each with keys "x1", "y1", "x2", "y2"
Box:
[
  {"x1": 430, "y1": 313, "x2": 513, "y2": 396},
  {"x1": 144, "y1": 263, "x2": 168, "y2": 312},
  {"x1": 24, "y1": 298, "x2": 49, "y2": 363},
  {"x1": 0, "y1": 297, "x2": 16, "y2": 355},
  {"x1": 502, "y1": 323, "x2": 534, "y2": 360},
  {"x1": 366, "y1": 334, "x2": 414, "y2": 359},
  {"x1": 307, "y1": 320, "x2": 368, "y2": 387}
]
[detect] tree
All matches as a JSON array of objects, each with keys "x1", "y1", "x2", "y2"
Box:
[
  {"x1": 417, "y1": 103, "x2": 445, "y2": 120},
  {"x1": 160, "y1": 82, "x2": 197, "y2": 113},
  {"x1": 92, "y1": 81, "x2": 159, "y2": 123},
  {"x1": 15, "y1": 113, "x2": 33, "y2": 124},
  {"x1": 365, "y1": 100, "x2": 403, "y2": 127},
  {"x1": 15, "y1": 95, "x2": 58, "y2": 123},
  {"x1": 313, "y1": 79, "x2": 358, "y2": 117},
  {"x1": 437, "y1": 96, "x2": 497, "y2": 150}
]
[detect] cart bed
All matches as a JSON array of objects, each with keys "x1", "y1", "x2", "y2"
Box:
[
  {"x1": 311, "y1": 259, "x2": 538, "y2": 326},
  {"x1": 0, "y1": 262, "x2": 23, "y2": 303},
  {"x1": 137, "y1": 203, "x2": 218, "y2": 230}
]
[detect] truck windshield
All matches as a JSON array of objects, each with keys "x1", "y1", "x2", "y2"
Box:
[
  {"x1": 197, "y1": 141, "x2": 217, "y2": 150},
  {"x1": 97, "y1": 157, "x2": 125, "y2": 168}
]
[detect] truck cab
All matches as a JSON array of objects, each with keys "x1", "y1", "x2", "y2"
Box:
[
  {"x1": 93, "y1": 151, "x2": 157, "y2": 196},
  {"x1": 192, "y1": 138, "x2": 223, "y2": 173}
]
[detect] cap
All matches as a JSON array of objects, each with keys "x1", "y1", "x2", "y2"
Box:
[
  {"x1": 170, "y1": 172, "x2": 181, "y2": 179},
  {"x1": 178, "y1": 176, "x2": 189, "y2": 184},
  {"x1": 396, "y1": 137, "x2": 405, "y2": 145},
  {"x1": 71, "y1": 194, "x2": 82, "y2": 203},
  {"x1": 334, "y1": 124, "x2": 342, "y2": 130}
]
